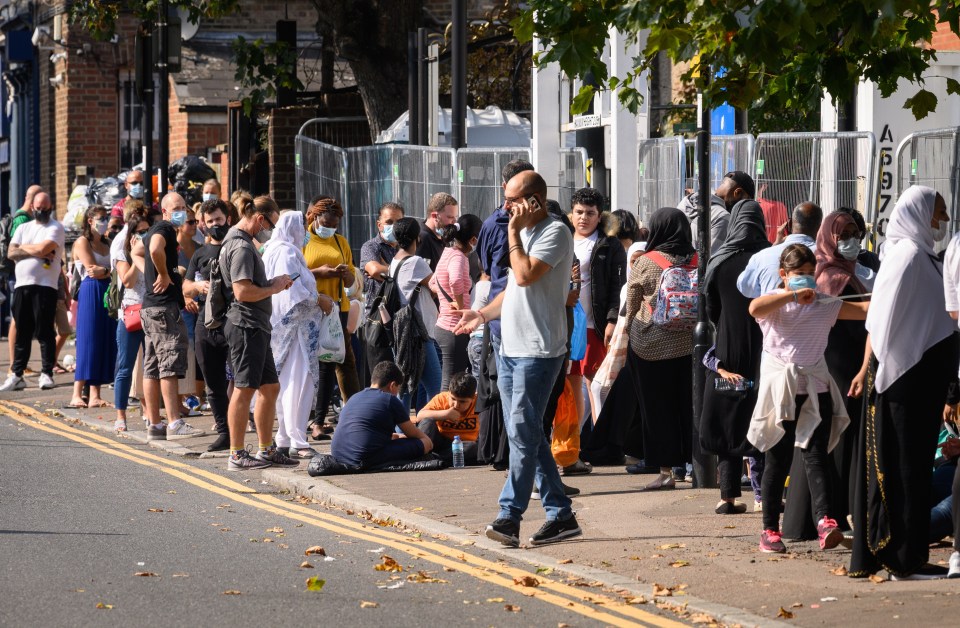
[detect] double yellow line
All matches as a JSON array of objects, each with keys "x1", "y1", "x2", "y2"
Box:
[{"x1": 0, "y1": 399, "x2": 688, "y2": 628}]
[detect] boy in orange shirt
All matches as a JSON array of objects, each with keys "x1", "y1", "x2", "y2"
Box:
[{"x1": 415, "y1": 372, "x2": 479, "y2": 465}]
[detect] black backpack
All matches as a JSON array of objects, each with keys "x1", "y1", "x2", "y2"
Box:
[
  {"x1": 362, "y1": 256, "x2": 412, "y2": 353},
  {"x1": 204, "y1": 257, "x2": 228, "y2": 329}
]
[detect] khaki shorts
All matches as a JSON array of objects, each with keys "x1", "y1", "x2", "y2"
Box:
[
  {"x1": 55, "y1": 300, "x2": 71, "y2": 337},
  {"x1": 141, "y1": 303, "x2": 189, "y2": 379}
]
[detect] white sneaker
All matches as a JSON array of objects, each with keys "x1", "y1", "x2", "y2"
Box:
[
  {"x1": 38, "y1": 373, "x2": 55, "y2": 390},
  {"x1": 0, "y1": 373, "x2": 25, "y2": 392},
  {"x1": 949, "y1": 551, "x2": 960, "y2": 579},
  {"x1": 167, "y1": 420, "x2": 207, "y2": 438}
]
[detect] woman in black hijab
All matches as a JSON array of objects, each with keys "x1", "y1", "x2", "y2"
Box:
[
  {"x1": 700, "y1": 200, "x2": 770, "y2": 513},
  {"x1": 623, "y1": 207, "x2": 697, "y2": 490}
]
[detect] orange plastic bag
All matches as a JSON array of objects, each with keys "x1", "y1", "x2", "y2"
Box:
[{"x1": 551, "y1": 379, "x2": 580, "y2": 468}]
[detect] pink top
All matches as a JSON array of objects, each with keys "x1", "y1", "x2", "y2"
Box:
[
  {"x1": 430, "y1": 247, "x2": 472, "y2": 331},
  {"x1": 755, "y1": 290, "x2": 842, "y2": 393}
]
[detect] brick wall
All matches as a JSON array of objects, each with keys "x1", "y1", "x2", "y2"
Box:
[
  {"x1": 931, "y1": 19, "x2": 960, "y2": 51},
  {"x1": 268, "y1": 105, "x2": 317, "y2": 208}
]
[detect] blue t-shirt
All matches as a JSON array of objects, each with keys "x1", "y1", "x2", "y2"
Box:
[
  {"x1": 476, "y1": 206, "x2": 509, "y2": 338},
  {"x1": 331, "y1": 388, "x2": 409, "y2": 467}
]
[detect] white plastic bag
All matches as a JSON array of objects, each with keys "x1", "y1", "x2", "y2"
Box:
[
  {"x1": 64, "y1": 185, "x2": 90, "y2": 229},
  {"x1": 317, "y1": 310, "x2": 346, "y2": 364}
]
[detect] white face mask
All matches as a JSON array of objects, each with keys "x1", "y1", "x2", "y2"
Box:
[
  {"x1": 933, "y1": 219, "x2": 950, "y2": 243},
  {"x1": 836, "y1": 237, "x2": 860, "y2": 261}
]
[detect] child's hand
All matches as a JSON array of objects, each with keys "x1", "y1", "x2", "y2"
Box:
[{"x1": 794, "y1": 288, "x2": 816, "y2": 305}]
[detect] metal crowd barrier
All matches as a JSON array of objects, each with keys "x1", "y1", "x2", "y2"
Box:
[
  {"x1": 895, "y1": 127, "x2": 960, "y2": 245},
  {"x1": 637, "y1": 137, "x2": 685, "y2": 222}
]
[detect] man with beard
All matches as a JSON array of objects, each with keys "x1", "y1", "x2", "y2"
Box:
[{"x1": 1, "y1": 193, "x2": 64, "y2": 391}]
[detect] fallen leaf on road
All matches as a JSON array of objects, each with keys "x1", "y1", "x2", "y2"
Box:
[
  {"x1": 133, "y1": 572, "x2": 159, "y2": 577},
  {"x1": 407, "y1": 570, "x2": 448, "y2": 584},
  {"x1": 278, "y1": 544, "x2": 289, "y2": 549},
  {"x1": 216, "y1": 504, "x2": 231, "y2": 509},
  {"x1": 504, "y1": 604, "x2": 521, "y2": 612},
  {"x1": 223, "y1": 590, "x2": 241, "y2": 595},
  {"x1": 628, "y1": 555, "x2": 642, "y2": 560},
  {"x1": 378, "y1": 581, "x2": 405, "y2": 590},
  {"x1": 95, "y1": 603, "x2": 113, "y2": 609},
  {"x1": 167, "y1": 490, "x2": 176, "y2": 494},
  {"x1": 659, "y1": 543, "x2": 686, "y2": 550},
  {"x1": 557, "y1": 558, "x2": 573, "y2": 564},
  {"x1": 146, "y1": 508, "x2": 164, "y2": 513},
  {"x1": 869, "y1": 575, "x2": 886, "y2": 584},
  {"x1": 367, "y1": 547, "x2": 386, "y2": 553},
  {"x1": 263, "y1": 538, "x2": 273, "y2": 543},
  {"x1": 831, "y1": 565, "x2": 848, "y2": 576},
  {"x1": 690, "y1": 613, "x2": 716, "y2": 624},
  {"x1": 625, "y1": 596, "x2": 648, "y2": 605},
  {"x1": 558, "y1": 624, "x2": 570, "y2": 628},
  {"x1": 821, "y1": 596, "x2": 839, "y2": 602},
  {"x1": 360, "y1": 601, "x2": 379, "y2": 608},
  {"x1": 71, "y1": 589, "x2": 85, "y2": 593},
  {"x1": 219, "y1": 528, "x2": 231, "y2": 532},
  {"x1": 267, "y1": 527, "x2": 284, "y2": 534},
  {"x1": 652, "y1": 584, "x2": 672, "y2": 597},
  {"x1": 486, "y1": 597, "x2": 505, "y2": 603},
  {"x1": 413, "y1": 507, "x2": 424, "y2": 511},
  {"x1": 374, "y1": 555, "x2": 403, "y2": 572},
  {"x1": 791, "y1": 602, "x2": 803, "y2": 608},
  {"x1": 670, "y1": 561, "x2": 690, "y2": 568},
  {"x1": 723, "y1": 525, "x2": 736, "y2": 529},
  {"x1": 304, "y1": 546, "x2": 326, "y2": 556},
  {"x1": 513, "y1": 576, "x2": 539, "y2": 587},
  {"x1": 300, "y1": 562, "x2": 313, "y2": 569},
  {"x1": 305, "y1": 577, "x2": 326, "y2": 591},
  {"x1": 443, "y1": 567, "x2": 456, "y2": 572},
  {"x1": 777, "y1": 607, "x2": 794, "y2": 619},
  {"x1": 536, "y1": 567, "x2": 553, "y2": 575}
]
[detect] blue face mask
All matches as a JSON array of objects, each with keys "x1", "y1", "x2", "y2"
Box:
[
  {"x1": 170, "y1": 210, "x2": 187, "y2": 227},
  {"x1": 317, "y1": 225, "x2": 336, "y2": 239},
  {"x1": 128, "y1": 183, "x2": 144, "y2": 199},
  {"x1": 202, "y1": 193, "x2": 217, "y2": 202},
  {"x1": 302, "y1": 231, "x2": 311, "y2": 248},
  {"x1": 787, "y1": 275, "x2": 817, "y2": 292},
  {"x1": 381, "y1": 224, "x2": 396, "y2": 243}
]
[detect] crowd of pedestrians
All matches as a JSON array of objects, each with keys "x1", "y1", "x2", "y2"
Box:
[{"x1": 1, "y1": 162, "x2": 958, "y2": 578}]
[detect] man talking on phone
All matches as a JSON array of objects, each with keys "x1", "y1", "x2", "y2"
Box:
[{"x1": 455, "y1": 170, "x2": 581, "y2": 547}]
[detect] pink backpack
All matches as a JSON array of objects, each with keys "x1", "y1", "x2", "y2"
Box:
[{"x1": 646, "y1": 251, "x2": 699, "y2": 331}]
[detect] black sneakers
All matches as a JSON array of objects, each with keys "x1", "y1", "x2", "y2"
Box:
[
  {"x1": 529, "y1": 516, "x2": 582, "y2": 546},
  {"x1": 485, "y1": 518, "x2": 520, "y2": 548}
]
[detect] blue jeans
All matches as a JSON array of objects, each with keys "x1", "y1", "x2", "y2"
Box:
[
  {"x1": 496, "y1": 353, "x2": 572, "y2": 524},
  {"x1": 401, "y1": 338, "x2": 442, "y2": 412},
  {"x1": 114, "y1": 321, "x2": 144, "y2": 410}
]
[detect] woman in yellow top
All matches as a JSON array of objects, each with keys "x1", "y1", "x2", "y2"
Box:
[{"x1": 303, "y1": 196, "x2": 361, "y2": 437}]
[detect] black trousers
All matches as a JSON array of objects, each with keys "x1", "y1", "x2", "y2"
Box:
[
  {"x1": 435, "y1": 326, "x2": 469, "y2": 391},
  {"x1": 718, "y1": 454, "x2": 743, "y2": 500},
  {"x1": 762, "y1": 393, "x2": 834, "y2": 531},
  {"x1": 12, "y1": 285, "x2": 57, "y2": 377},
  {"x1": 421, "y1": 419, "x2": 478, "y2": 465},
  {"x1": 194, "y1": 321, "x2": 230, "y2": 434}
]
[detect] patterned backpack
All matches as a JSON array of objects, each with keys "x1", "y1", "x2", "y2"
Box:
[{"x1": 646, "y1": 251, "x2": 699, "y2": 331}]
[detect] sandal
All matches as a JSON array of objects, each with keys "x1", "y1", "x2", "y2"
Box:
[
  {"x1": 64, "y1": 400, "x2": 87, "y2": 409},
  {"x1": 640, "y1": 473, "x2": 676, "y2": 491},
  {"x1": 53, "y1": 363, "x2": 69, "y2": 375},
  {"x1": 114, "y1": 419, "x2": 128, "y2": 432},
  {"x1": 87, "y1": 399, "x2": 111, "y2": 408}
]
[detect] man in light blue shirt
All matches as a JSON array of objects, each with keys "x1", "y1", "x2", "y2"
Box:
[{"x1": 737, "y1": 202, "x2": 822, "y2": 298}]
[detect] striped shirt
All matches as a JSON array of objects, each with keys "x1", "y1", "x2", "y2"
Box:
[{"x1": 755, "y1": 291, "x2": 842, "y2": 393}]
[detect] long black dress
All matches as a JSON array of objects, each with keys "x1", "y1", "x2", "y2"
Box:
[
  {"x1": 782, "y1": 283, "x2": 868, "y2": 539},
  {"x1": 699, "y1": 251, "x2": 763, "y2": 497}
]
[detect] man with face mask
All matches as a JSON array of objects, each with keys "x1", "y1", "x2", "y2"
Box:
[
  {"x1": 110, "y1": 169, "x2": 149, "y2": 220},
  {"x1": 1, "y1": 193, "x2": 64, "y2": 391},
  {"x1": 359, "y1": 202, "x2": 405, "y2": 381},
  {"x1": 737, "y1": 201, "x2": 823, "y2": 299},
  {"x1": 418, "y1": 193, "x2": 460, "y2": 272},
  {"x1": 183, "y1": 199, "x2": 234, "y2": 451},
  {"x1": 132, "y1": 192, "x2": 206, "y2": 440}
]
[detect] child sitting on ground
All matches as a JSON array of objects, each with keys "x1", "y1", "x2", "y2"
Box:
[
  {"x1": 747, "y1": 244, "x2": 868, "y2": 554},
  {"x1": 415, "y1": 371, "x2": 480, "y2": 465}
]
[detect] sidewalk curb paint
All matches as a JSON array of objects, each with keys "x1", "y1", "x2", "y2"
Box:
[
  {"x1": 63, "y1": 409, "x2": 200, "y2": 458},
  {"x1": 263, "y1": 469, "x2": 783, "y2": 628}
]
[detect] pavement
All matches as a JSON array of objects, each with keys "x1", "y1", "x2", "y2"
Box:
[{"x1": 4, "y1": 341, "x2": 960, "y2": 626}]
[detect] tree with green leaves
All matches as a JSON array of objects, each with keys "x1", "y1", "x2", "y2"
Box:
[{"x1": 513, "y1": 1, "x2": 960, "y2": 120}]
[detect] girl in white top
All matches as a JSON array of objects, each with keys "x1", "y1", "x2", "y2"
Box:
[{"x1": 747, "y1": 243, "x2": 867, "y2": 555}]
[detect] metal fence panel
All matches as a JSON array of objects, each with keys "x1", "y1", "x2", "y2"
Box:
[
  {"x1": 895, "y1": 127, "x2": 960, "y2": 246},
  {"x1": 455, "y1": 148, "x2": 531, "y2": 220},
  {"x1": 637, "y1": 137, "x2": 685, "y2": 222},
  {"x1": 294, "y1": 135, "x2": 347, "y2": 218},
  {"x1": 392, "y1": 146, "x2": 458, "y2": 220},
  {"x1": 685, "y1": 135, "x2": 755, "y2": 193},
  {"x1": 556, "y1": 147, "x2": 587, "y2": 212},
  {"x1": 345, "y1": 145, "x2": 394, "y2": 260},
  {"x1": 753, "y1": 132, "x2": 877, "y2": 222}
]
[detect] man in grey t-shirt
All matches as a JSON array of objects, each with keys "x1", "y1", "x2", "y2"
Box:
[
  {"x1": 218, "y1": 196, "x2": 295, "y2": 471},
  {"x1": 455, "y1": 170, "x2": 581, "y2": 548}
]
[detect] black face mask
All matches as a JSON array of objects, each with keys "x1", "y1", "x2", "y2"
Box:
[
  {"x1": 35, "y1": 210, "x2": 53, "y2": 224},
  {"x1": 208, "y1": 224, "x2": 230, "y2": 242}
]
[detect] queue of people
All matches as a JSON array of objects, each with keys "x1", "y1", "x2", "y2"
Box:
[{"x1": 2, "y1": 167, "x2": 958, "y2": 578}]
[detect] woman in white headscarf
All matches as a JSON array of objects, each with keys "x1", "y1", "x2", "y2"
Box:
[
  {"x1": 263, "y1": 211, "x2": 334, "y2": 459},
  {"x1": 850, "y1": 185, "x2": 959, "y2": 580}
]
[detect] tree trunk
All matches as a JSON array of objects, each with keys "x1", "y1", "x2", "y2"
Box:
[{"x1": 314, "y1": 0, "x2": 422, "y2": 142}]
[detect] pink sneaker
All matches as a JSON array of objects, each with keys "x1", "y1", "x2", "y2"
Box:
[
  {"x1": 817, "y1": 517, "x2": 843, "y2": 550},
  {"x1": 759, "y1": 529, "x2": 786, "y2": 553}
]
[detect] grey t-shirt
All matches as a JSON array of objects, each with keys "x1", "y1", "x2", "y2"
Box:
[
  {"x1": 219, "y1": 227, "x2": 272, "y2": 331},
  {"x1": 501, "y1": 216, "x2": 573, "y2": 358}
]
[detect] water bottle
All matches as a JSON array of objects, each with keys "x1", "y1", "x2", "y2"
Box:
[
  {"x1": 451, "y1": 435, "x2": 465, "y2": 468},
  {"x1": 714, "y1": 378, "x2": 755, "y2": 392},
  {"x1": 185, "y1": 395, "x2": 201, "y2": 413}
]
